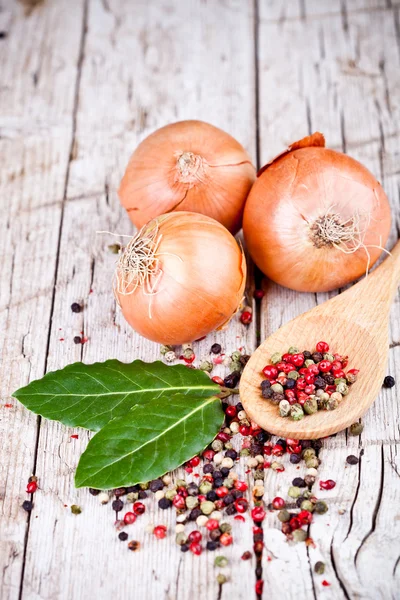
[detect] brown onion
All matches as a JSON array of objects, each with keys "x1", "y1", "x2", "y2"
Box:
[
  {"x1": 119, "y1": 120, "x2": 256, "y2": 235},
  {"x1": 243, "y1": 133, "x2": 391, "y2": 292},
  {"x1": 114, "y1": 212, "x2": 246, "y2": 344}
]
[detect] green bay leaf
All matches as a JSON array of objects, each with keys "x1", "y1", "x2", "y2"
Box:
[
  {"x1": 13, "y1": 360, "x2": 219, "y2": 431},
  {"x1": 75, "y1": 394, "x2": 223, "y2": 489}
]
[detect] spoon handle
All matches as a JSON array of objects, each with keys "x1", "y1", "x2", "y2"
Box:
[{"x1": 371, "y1": 239, "x2": 400, "y2": 300}]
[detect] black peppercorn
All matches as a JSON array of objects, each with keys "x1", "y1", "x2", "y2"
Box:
[
  {"x1": 181, "y1": 544, "x2": 190, "y2": 552},
  {"x1": 149, "y1": 479, "x2": 164, "y2": 492},
  {"x1": 211, "y1": 343, "x2": 222, "y2": 354},
  {"x1": 232, "y1": 489, "x2": 244, "y2": 499},
  {"x1": 346, "y1": 455, "x2": 359, "y2": 465},
  {"x1": 322, "y1": 373, "x2": 335, "y2": 385},
  {"x1": 213, "y1": 478, "x2": 224, "y2": 488},
  {"x1": 206, "y1": 541, "x2": 219, "y2": 551},
  {"x1": 73, "y1": 336, "x2": 82, "y2": 344},
  {"x1": 300, "y1": 440, "x2": 312, "y2": 448},
  {"x1": 314, "y1": 376, "x2": 327, "y2": 389},
  {"x1": 187, "y1": 483, "x2": 199, "y2": 496},
  {"x1": 112, "y1": 499, "x2": 123, "y2": 513},
  {"x1": 383, "y1": 375, "x2": 395, "y2": 388},
  {"x1": 189, "y1": 508, "x2": 202, "y2": 521},
  {"x1": 225, "y1": 504, "x2": 237, "y2": 515},
  {"x1": 138, "y1": 490, "x2": 148, "y2": 499},
  {"x1": 311, "y1": 439, "x2": 323, "y2": 453},
  {"x1": 255, "y1": 431, "x2": 270, "y2": 443},
  {"x1": 209, "y1": 529, "x2": 221, "y2": 541},
  {"x1": 114, "y1": 487, "x2": 126, "y2": 497},
  {"x1": 220, "y1": 467, "x2": 230, "y2": 477},
  {"x1": 312, "y1": 352, "x2": 323, "y2": 362},
  {"x1": 118, "y1": 531, "x2": 128, "y2": 541},
  {"x1": 71, "y1": 302, "x2": 82, "y2": 313},
  {"x1": 285, "y1": 379, "x2": 296, "y2": 389},
  {"x1": 292, "y1": 477, "x2": 306, "y2": 488},
  {"x1": 260, "y1": 380, "x2": 271, "y2": 390},
  {"x1": 271, "y1": 392, "x2": 284, "y2": 404},
  {"x1": 239, "y1": 354, "x2": 251, "y2": 366},
  {"x1": 261, "y1": 387, "x2": 273, "y2": 399},
  {"x1": 225, "y1": 449, "x2": 237, "y2": 461},
  {"x1": 256, "y1": 565, "x2": 262, "y2": 579},
  {"x1": 296, "y1": 497, "x2": 305, "y2": 507},
  {"x1": 203, "y1": 463, "x2": 214, "y2": 474},
  {"x1": 158, "y1": 497, "x2": 172, "y2": 510},
  {"x1": 206, "y1": 491, "x2": 218, "y2": 502},
  {"x1": 303, "y1": 350, "x2": 312, "y2": 359},
  {"x1": 236, "y1": 402, "x2": 244, "y2": 412},
  {"x1": 290, "y1": 453, "x2": 301, "y2": 464},
  {"x1": 22, "y1": 500, "x2": 33, "y2": 512},
  {"x1": 126, "y1": 484, "x2": 141, "y2": 493},
  {"x1": 224, "y1": 371, "x2": 240, "y2": 388},
  {"x1": 250, "y1": 443, "x2": 264, "y2": 456},
  {"x1": 223, "y1": 493, "x2": 235, "y2": 505},
  {"x1": 89, "y1": 488, "x2": 100, "y2": 496},
  {"x1": 277, "y1": 439, "x2": 287, "y2": 450},
  {"x1": 213, "y1": 470, "x2": 222, "y2": 480}
]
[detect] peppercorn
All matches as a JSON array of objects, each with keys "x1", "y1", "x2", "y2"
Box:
[
  {"x1": 305, "y1": 457, "x2": 319, "y2": 469},
  {"x1": 304, "y1": 396, "x2": 318, "y2": 415},
  {"x1": 158, "y1": 497, "x2": 172, "y2": 510},
  {"x1": 203, "y1": 463, "x2": 214, "y2": 475},
  {"x1": 326, "y1": 396, "x2": 339, "y2": 411},
  {"x1": 149, "y1": 479, "x2": 164, "y2": 493},
  {"x1": 127, "y1": 540, "x2": 140, "y2": 551},
  {"x1": 288, "y1": 486, "x2": 301, "y2": 499},
  {"x1": 213, "y1": 478, "x2": 224, "y2": 488},
  {"x1": 70, "y1": 504, "x2": 82, "y2": 515},
  {"x1": 22, "y1": 500, "x2": 33, "y2": 512},
  {"x1": 281, "y1": 522, "x2": 292, "y2": 535},
  {"x1": 312, "y1": 352, "x2": 323, "y2": 362},
  {"x1": 112, "y1": 499, "x2": 123, "y2": 513},
  {"x1": 336, "y1": 381, "x2": 349, "y2": 395},
  {"x1": 290, "y1": 403, "x2": 304, "y2": 421},
  {"x1": 314, "y1": 500, "x2": 328, "y2": 514},
  {"x1": 210, "y1": 529, "x2": 222, "y2": 542},
  {"x1": 199, "y1": 481, "x2": 213, "y2": 495},
  {"x1": 240, "y1": 354, "x2": 251, "y2": 366},
  {"x1": 200, "y1": 501, "x2": 215, "y2": 515},
  {"x1": 271, "y1": 392, "x2": 285, "y2": 405},
  {"x1": 292, "y1": 477, "x2": 306, "y2": 488},
  {"x1": 314, "y1": 561, "x2": 325, "y2": 574},
  {"x1": 71, "y1": 302, "x2": 82, "y2": 313},
  {"x1": 279, "y1": 399, "x2": 291, "y2": 417},
  {"x1": 73, "y1": 336, "x2": 82, "y2": 344},
  {"x1": 322, "y1": 373, "x2": 335, "y2": 385},
  {"x1": 180, "y1": 544, "x2": 190, "y2": 552},
  {"x1": 302, "y1": 448, "x2": 316, "y2": 460},
  {"x1": 349, "y1": 422, "x2": 363, "y2": 436},
  {"x1": 189, "y1": 508, "x2": 202, "y2": 521},
  {"x1": 89, "y1": 488, "x2": 100, "y2": 496},
  {"x1": 292, "y1": 528, "x2": 307, "y2": 543},
  {"x1": 223, "y1": 493, "x2": 235, "y2": 505},
  {"x1": 118, "y1": 532, "x2": 128, "y2": 541},
  {"x1": 254, "y1": 469, "x2": 264, "y2": 480},
  {"x1": 225, "y1": 449, "x2": 237, "y2": 461},
  {"x1": 346, "y1": 372, "x2": 357, "y2": 384},
  {"x1": 278, "y1": 509, "x2": 291, "y2": 522},
  {"x1": 314, "y1": 376, "x2": 326, "y2": 389},
  {"x1": 311, "y1": 439, "x2": 323, "y2": 453},
  {"x1": 346, "y1": 455, "x2": 359, "y2": 465},
  {"x1": 304, "y1": 475, "x2": 316, "y2": 488},
  {"x1": 290, "y1": 453, "x2": 301, "y2": 464},
  {"x1": 300, "y1": 499, "x2": 314, "y2": 512},
  {"x1": 206, "y1": 490, "x2": 218, "y2": 502},
  {"x1": 383, "y1": 375, "x2": 395, "y2": 388},
  {"x1": 224, "y1": 372, "x2": 240, "y2": 388}
]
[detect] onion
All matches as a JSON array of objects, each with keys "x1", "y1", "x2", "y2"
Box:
[
  {"x1": 243, "y1": 133, "x2": 391, "y2": 292},
  {"x1": 119, "y1": 120, "x2": 256, "y2": 235},
  {"x1": 114, "y1": 212, "x2": 246, "y2": 344}
]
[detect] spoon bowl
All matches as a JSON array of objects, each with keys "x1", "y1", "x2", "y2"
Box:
[{"x1": 240, "y1": 241, "x2": 400, "y2": 439}]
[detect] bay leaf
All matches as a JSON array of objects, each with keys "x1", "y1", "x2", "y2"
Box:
[
  {"x1": 75, "y1": 393, "x2": 223, "y2": 489},
  {"x1": 13, "y1": 360, "x2": 219, "y2": 431}
]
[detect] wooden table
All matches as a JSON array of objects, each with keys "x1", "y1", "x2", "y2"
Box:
[{"x1": 1, "y1": 1, "x2": 399, "y2": 598}]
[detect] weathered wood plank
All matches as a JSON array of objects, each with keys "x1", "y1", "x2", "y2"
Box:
[
  {"x1": 22, "y1": 1, "x2": 257, "y2": 599},
  {"x1": 0, "y1": 2, "x2": 85, "y2": 599}
]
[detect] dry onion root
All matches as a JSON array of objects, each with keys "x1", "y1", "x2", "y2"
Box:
[
  {"x1": 243, "y1": 133, "x2": 391, "y2": 292},
  {"x1": 114, "y1": 212, "x2": 247, "y2": 344},
  {"x1": 118, "y1": 120, "x2": 256, "y2": 235}
]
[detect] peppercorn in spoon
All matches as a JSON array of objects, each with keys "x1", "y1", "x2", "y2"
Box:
[{"x1": 240, "y1": 240, "x2": 400, "y2": 439}]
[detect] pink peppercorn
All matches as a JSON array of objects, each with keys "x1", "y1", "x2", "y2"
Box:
[
  {"x1": 123, "y1": 512, "x2": 137, "y2": 525},
  {"x1": 251, "y1": 507, "x2": 266, "y2": 522},
  {"x1": 211, "y1": 376, "x2": 224, "y2": 385},
  {"x1": 189, "y1": 456, "x2": 200, "y2": 467},
  {"x1": 240, "y1": 311, "x2": 252, "y2": 325},
  {"x1": 316, "y1": 341, "x2": 329, "y2": 353},
  {"x1": 262, "y1": 365, "x2": 278, "y2": 379},
  {"x1": 220, "y1": 532, "x2": 233, "y2": 546},
  {"x1": 234, "y1": 480, "x2": 248, "y2": 491},
  {"x1": 272, "y1": 497, "x2": 285, "y2": 509},
  {"x1": 206, "y1": 519, "x2": 220, "y2": 531},
  {"x1": 225, "y1": 405, "x2": 237, "y2": 418},
  {"x1": 189, "y1": 542, "x2": 202, "y2": 555},
  {"x1": 173, "y1": 495, "x2": 186, "y2": 510},
  {"x1": 320, "y1": 479, "x2": 336, "y2": 491},
  {"x1": 153, "y1": 525, "x2": 167, "y2": 539},
  {"x1": 188, "y1": 530, "x2": 202, "y2": 543},
  {"x1": 26, "y1": 481, "x2": 38, "y2": 494},
  {"x1": 133, "y1": 502, "x2": 145, "y2": 515}
]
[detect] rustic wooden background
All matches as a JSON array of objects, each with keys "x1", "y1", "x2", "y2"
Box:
[{"x1": 1, "y1": 0, "x2": 400, "y2": 599}]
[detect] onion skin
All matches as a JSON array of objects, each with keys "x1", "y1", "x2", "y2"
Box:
[
  {"x1": 115, "y1": 212, "x2": 247, "y2": 344},
  {"x1": 243, "y1": 139, "x2": 391, "y2": 292},
  {"x1": 119, "y1": 120, "x2": 256, "y2": 235}
]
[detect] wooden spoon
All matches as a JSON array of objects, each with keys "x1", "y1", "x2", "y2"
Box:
[{"x1": 240, "y1": 241, "x2": 400, "y2": 439}]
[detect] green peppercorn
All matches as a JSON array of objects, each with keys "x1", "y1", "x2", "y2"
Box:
[
  {"x1": 223, "y1": 478, "x2": 234, "y2": 489},
  {"x1": 175, "y1": 532, "x2": 188, "y2": 546},
  {"x1": 126, "y1": 492, "x2": 138, "y2": 503},
  {"x1": 302, "y1": 490, "x2": 312, "y2": 499},
  {"x1": 200, "y1": 501, "x2": 215, "y2": 515},
  {"x1": 287, "y1": 370, "x2": 300, "y2": 380},
  {"x1": 288, "y1": 346, "x2": 299, "y2": 354},
  {"x1": 219, "y1": 522, "x2": 232, "y2": 534},
  {"x1": 314, "y1": 500, "x2": 328, "y2": 514},
  {"x1": 349, "y1": 422, "x2": 363, "y2": 436},
  {"x1": 199, "y1": 360, "x2": 213, "y2": 372},
  {"x1": 304, "y1": 359, "x2": 315, "y2": 368},
  {"x1": 305, "y1": 456, "x2": 320, "y2": 469},
  {"x1": 185, "y1": 496, "x2": 199, "y2": 510},
  {"x1": 270, "y1": 352, "x2": 282, "y2": 364},
  {"x1": 165, "y1": 489, "x2": 177, "y2": 501},
  {"x1": 240, "y1": 448, "x2": 250, "y2": 457},
  {"x1": 175, "y1": 479, "x2": 187, "y2": 488},
  {"x1": 279, "y1": 399, "x2": 291, "y2": 417},
  {"x1": 140, "y1": 482, "x2": 149, "y2": 490},
  {"x1": 160, "y1": 344, "x2": 173, "y2": 355},
  {"x1": 254, "y1": 470, "x2": 265, "y2": 480},
  {"x1": 314, "y1": 561, "x2": 325, "y2": 574},
  {"x1": 278, "y1": 509, "x2": 291, "y2": 522},
  {"x1": 302, "y1": 448, "x2": 316, "y2": 460},
  {"x1": 323, "y1": 353, "x2": 334, "y2": 362},
  {"x1": 300, "y1": 499, "x2": 314, "y2": 512},
  {"x1": 290, "y1": 403, "x2": 304, "y2": 421},
  {"x1": 71, "y1": 504, "x2": 81, "y2": 515},
  {"x1": 292, "y1": 529, "x2": 307, "y2": 543},
  {"x1": 271, "y1": 461, "x2": 283, "y2": 471},
  {"x1": 183, "y1": 348, "x2": 195, "y2": 360},
  {"x1": 326, "y1": 396, "x2": 339, "y2": 411},
  {"x1": 199, "y1": 481, "x2": 213, "y2": 495},
  {"x1": 271, "y1": 383, "x2": 284, "y2": 394},
  {"x1": 346, "y1": 372, "x2": 358, "y2": 384},
  {"x1": 334, "y1": 377, "x2": 346, "y2": 385},
  {"x1": 288, "y1": 486, "x2": 301, "y2": 498},
  {"x1": 212, "y1": 439, "x2": 224, "y2": 452},
  {"x1": 304, "y1": 396, "x2": 318, "y2": 415},
  {"x1": 214, "y1": 556, "x2": 229, "y2": 568},
  {"x1": 336, "y1": 381, "x2": 349, "y2": 395},
  {"x1": 216, "y1": 574, "x2": 227, "y2": 585}
]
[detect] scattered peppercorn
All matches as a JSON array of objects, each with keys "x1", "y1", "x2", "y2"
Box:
[
  {"x1": 314, "y1": 561, "x2": 325, "y2": 574},
  {"x1": 73, "y1": 336, "x2": 82, "y2": 344},
  {"x1": 22, "y1": 500, "x2": 33, "y2": 512},
  {"x1": 383, "y1": 375, "x2": 395, "y2": 388},
  {"x1": 71, "y1": 504, "x2": 82, "y2": 515},
  {"x1": 349, "y1": 422, "x2": 364, "y2": 436},
  {"x1": 127, "y1": 540, "x2": 140, "y2": 551},
  {"x1": 211, "y1": 343, "x2": 222, "y2": 354},
  {"x1": 346, "y1": 455, "x2": 359, "y2": 465},
  {"x1": 118, "y1": 532, "x2": 128, "y2": 541},
  {"x1": 71, "y1": 302, "x2": 82, "y2": 313}
]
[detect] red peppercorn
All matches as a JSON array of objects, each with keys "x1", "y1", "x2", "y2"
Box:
[
  {"x1": 282, "y1": 353, "x2": 293, "y2": 362},
  {"x1": 216, "y1": 486, "x2": 229, "y2": 498},
  {"x1": 234, "y1": 498, "x2": 249, "y2": 513},
  {"x1": 239, "y1": 425, "x2": 251, "y2": 436},
  {"x1": 283, "y1": 363, "x2": 295, "y2": 373},
  {"x1": 185, "y1": 466, "x2": 193, "y2": 474},
  {"x1": 333, "y1": 369, "x2": 346, "y2": 379},
  {"x1": 220, "y1": 532, "x2": 233, "y2": 546},
  {"x1": 262, "y1": 365, "x2": 278, "y2": 379},
  {"x1": 264, "y1": 461, "x2": 271, "y2": 469},
  {"x1": 322, "y1": 580, "x2": 331, "y2": 587},
  {"x1": 133, "y1": 502, "x2": 145, "y2": 515},
  {"x1": 173, "y1": 495, "x2": 186, "y2": 510},
  {"x1": 285, "y1": 389, "x2": 296, "y2": 400},
  {"x1": 255, "y1": 580, "x2": 264, "y2": 595},
  {"x1": 203, "y1": 449, "x2": 215, "y2": 461},
  {"x1": 254, "y1": 289, "x2": 265, "y2": 299},
  {"x1": 316, "y1": 341, "x2": 329, "y2": 353},
  {"x1": 253, "y1": 525, "x2": 263, "y2": 535},
  {"x1": 241, "y1": 551, "x2": 252, "y2": 560},
  {"x1": 347, "y1": 368, "x2": 360, "y2": 376},
  {"x1": 319, "y1": 360, "x2": 332, "y2": 372},
  {"x1": 291, "y1": 353, "x2": 304, "y2": 367},
  {"x1": 189, "y1": 456, "x2": 200, "y2": 467},
  {"x1": 286, "y1": 438, "x2": 299, "y2": 445},
  {"x1": 211, "y1": 376, "x2": 224, "y2": 386},
  {"x1": 251, "y1": 506, "x2": 266, "y2": 522},
  {"x1": 309, "y1": 363, "x2": 320, "y2": 374},
  {"x1": 277, "y1": 375, "x2": 287, "y2": 386},
  {"x1": 299, "y1": 367, "x2": 308, "y2": 376},
  {"x1": 275, "y1": 361, "x2": 286, "y2": 372},
  {"x1": 241, "y1": 311, "x2": 252, "y2": 325},
  {"x1": 26, "y1": 481, "x2": 38, "y2": 494},
  {"x1": 272, "y1": 497, "x2": 285, "y2": 509},
  {"x1": 216, "y1": 431, "x2": 230, "y2": 442},
  {"x1": 123, "y1": 512, "x2": 137, "y2": 525},
  {"x1": 272, "y1": 444, "x2": 284, "y2": 456},
  {"x1": 197, "y1": 495, "x2": 206, "y2": 503},
  {"x1": 320, "y1": 479, "x2": 336, "y2": 490},
  {"x1": 253, "y1": 541, "x2": 264, "y2": 553},
  {"x1": 281, "y1": 522, "x2": 292, "y2": 535},
  {"x1": 263, "y1": 444, "x2": 272, "y2": 455},
  {"x1": 331, "y1": 360, "x2": 342, "y2": 371},
  {"x1": 298, "y1": 510, "x2": 313, "y2": 525},
  {"x1": 289, "y1": 517, "x2": 301, "y2": 530},
  {"x1": 288, "y1": 444, "x2": 302, "y2": 454},
  {"x1": 214, "y1": 499, "x2": 225, "y2": 510},
  {"x1": 153, "y1": 524, "x2": 167, "y2": 539},
  {"x1": 188, "y1": 530, "x2": 202, "y2": 543},
  {"x1": 189, "y1": 542, "x2": 202, "y2": 555},
  {"x1": 296, "y1": 378, "x2": 306, "y2": 390},
  {"x1": 234, "y1": 480, "x2": 248, "y2": 491},
  {"x1": 296, "y1": 391, "x2": 308, "y2": 403},
  {"x1": 305, "y1": 373, "x2": 315, "y2": 384},
  {"x1": 225, "y1": 405, "x2": 237, "y2": 418},
  {"x1": 304, "y1": 385, "x2": 315, "y2": 394},
  {"x1": 177, "y1": 486, "x2": 188, "y2": 497},
  {"x1": 206, "y1": 519, "x2": 220, "y2": 531}
]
